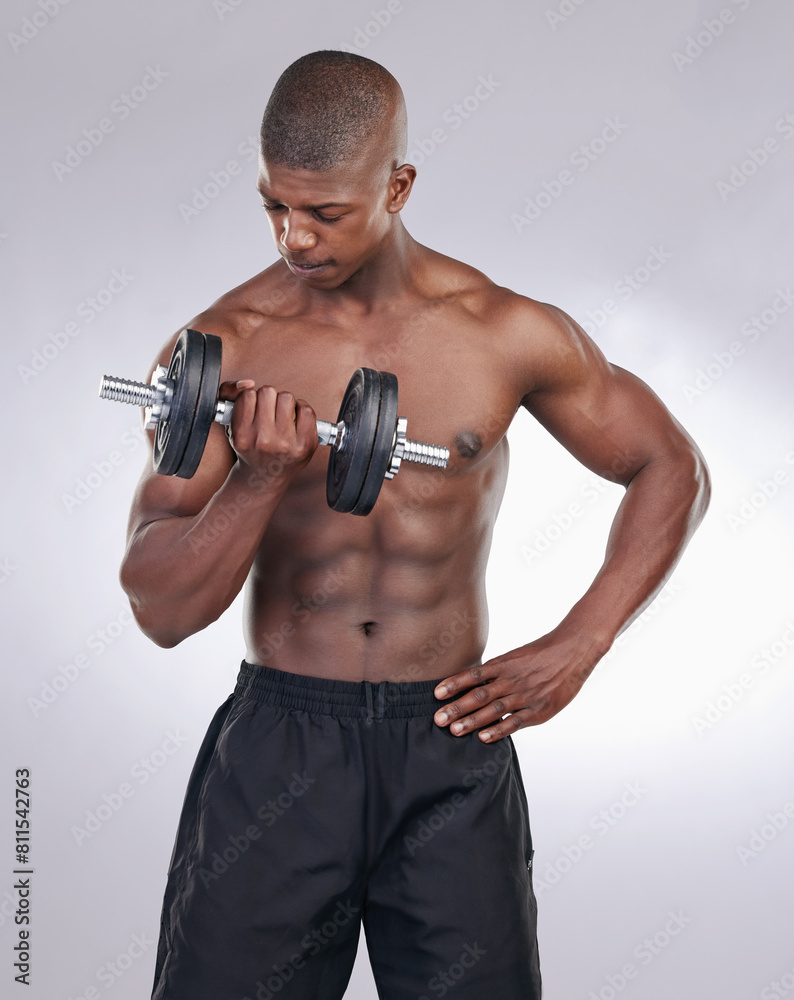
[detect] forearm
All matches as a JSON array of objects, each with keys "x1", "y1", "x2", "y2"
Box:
[
  {"x1": 558, "y1": 444, "x2": 711, "y2": 657},
  {"x1": 120, "y1": 466, "x2": 285, "y2": 646}
]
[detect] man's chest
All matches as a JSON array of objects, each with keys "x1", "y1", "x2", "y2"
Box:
[{"x1": 224, "y1": 306, "x2": 523, "y2": 475}]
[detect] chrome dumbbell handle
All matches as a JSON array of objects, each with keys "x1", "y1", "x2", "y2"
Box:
[
  {"x1": 98, "y1": 372, "x2": 449, "y2": 474},
  {"x1": 215, "y1": 398, "x2": 344, "y2": 449}
]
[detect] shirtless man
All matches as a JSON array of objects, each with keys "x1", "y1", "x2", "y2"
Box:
[{"x1": 121, "y1": 51, "x2": 710, "y2": 1000}]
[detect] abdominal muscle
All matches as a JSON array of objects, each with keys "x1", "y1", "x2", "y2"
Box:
[{"x1": 242, "y1": 442, "x2": 509, "y2": 683}]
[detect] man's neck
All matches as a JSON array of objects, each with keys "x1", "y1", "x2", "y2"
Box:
[{"x1": 302, "y1": 223, "x2": 423, "y2": 315}]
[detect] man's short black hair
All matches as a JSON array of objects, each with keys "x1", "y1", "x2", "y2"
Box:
[{"x1": 260, "y1": 50, "x2": 402, "y2": 171}]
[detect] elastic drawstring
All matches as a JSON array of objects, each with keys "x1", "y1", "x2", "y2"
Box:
[
  {"x1": 377, "y1": 682, "x2": 385, "y2": 720},
  {"x1": 363, "y1": 681, "x2": 387, "y2": 725}
]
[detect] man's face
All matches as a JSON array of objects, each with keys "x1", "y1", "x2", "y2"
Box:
[{"x1": 256, "y1": 148, "x2": 398, "y2": 290}]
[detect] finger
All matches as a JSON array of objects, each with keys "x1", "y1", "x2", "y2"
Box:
[
  {"x1": 274, "y1": 390, "x2": 298, "y2": 434},
  {"x1": 218, "y1": 378, "x2": 256, "y2": 401},
  {"x1": 229, "y1": 385, "x2": 257, "y2": 441},
  {"x1": 435, "y1": 688, "x2": 511, "y2": 735},
  {"x1": 295, "y1": 399, "x2": 318, "y2": 447},
  {"x1": 433, "y1": 663, "x2": 489, "y2": 701},
  {"x1": 476, "y1": 711, "x2": 529, "y2": 744},
  {"x1": 252, "y1": 385, "x2": 277, "y2": 435}
]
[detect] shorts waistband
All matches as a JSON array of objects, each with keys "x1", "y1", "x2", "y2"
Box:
[{"x1": 234, "y1": 660, "x2": 454, "y2": 720}]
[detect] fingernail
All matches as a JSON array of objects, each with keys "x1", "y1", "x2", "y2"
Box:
[
  {"x1": 480, "y1": 731, "x2": 491, "y2": 741},
  {"x1": 451, "y1": 722, "x2": 463, "y2": 735},
  {"x1": 436, "y1": 712, "x2": 448, "y2": 725},
  {"x1": 435, "y1": 685, "x2": 448, "y2": 698}
]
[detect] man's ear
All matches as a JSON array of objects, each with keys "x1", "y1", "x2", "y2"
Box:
[{"x1": 388, "y1": 163, "x2": 417, "y2": 213}]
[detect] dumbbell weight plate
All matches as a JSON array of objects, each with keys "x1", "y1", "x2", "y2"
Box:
[
  {"x1": 153, "y1": 328, "x2": 205, "y2": 476},
  {"x1": 350, "y1": 370, "x2": 399, "y2": 516},
  {"x1": 326, "y1": 367, "x2": 383, "y2": 514},
  {"x1": 153, "y1": 328, "x2": 222, "y2": 478},
  {"x1": 175, "y1": 332, "x2": 223, "y2": 478}
]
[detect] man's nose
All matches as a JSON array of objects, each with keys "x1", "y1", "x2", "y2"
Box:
[{"x1": 280, "y1": 215, "x2": 318, "y2": 252}]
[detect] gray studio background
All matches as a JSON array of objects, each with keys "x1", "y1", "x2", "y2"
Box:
[{"x1": 2, "y1": 0, "x2": 793, "y2": 997}]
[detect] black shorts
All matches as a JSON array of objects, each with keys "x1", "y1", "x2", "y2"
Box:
[{"x1": 151, "y1": 661, "x2": 541, "y2": 1000}]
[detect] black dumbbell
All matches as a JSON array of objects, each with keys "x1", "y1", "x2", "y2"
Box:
[{"x1": 99, "y1": 329, "x2": 449, "y2": 516}]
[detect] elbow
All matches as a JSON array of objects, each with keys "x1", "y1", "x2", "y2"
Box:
[
  {"x1": 119, "y1": 561, "x2": 190, "y2": 649},
  {"x1": 138, "y1": 617, "x2": 186, "y2": 649},
  {"x1": 663, "y1": 438, "x2": 711, "y2": 536},
  {"x1": 122, "y1": 592, "x2": 185, "y2": 649},
  {"x1": 118, "y1": 542, "x2": 227, "y2": 648},
  {"x1": 128, "y1": 603, "x2": 193, "y2": 649},
  {"x1": 633, "y1": 434, "x2": 712, "y2": 531},
  {"x1": 687, "y1": 440, "x2": 712, "y2": 524}
]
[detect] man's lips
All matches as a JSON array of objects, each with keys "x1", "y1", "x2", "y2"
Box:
[{"x1": 285, "y1": 258, "x2": 332, "y2": 270}]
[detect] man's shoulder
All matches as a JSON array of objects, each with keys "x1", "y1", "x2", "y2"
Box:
[
  {"x1": 144, "y1": 263, "x2": 293, "y2": 376},
  {"x1": 423, "y1": 247, "x2": 571, "y2": 339},
  {"x1": 193, "y1": 261, "x2": 296, "y2": 334},
  {"x1": 163, "y1": 262, "x2": 302, "y2": 368},
  {"x1": 421, "y1": 249, "x2": 608, "y2": 399}
]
